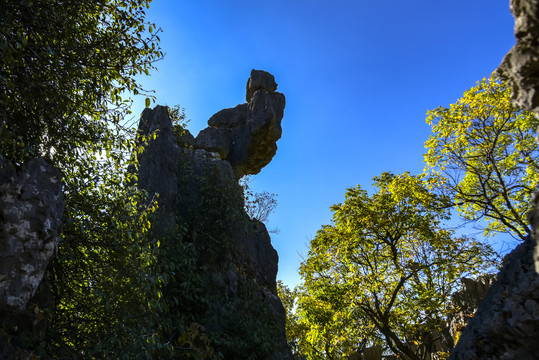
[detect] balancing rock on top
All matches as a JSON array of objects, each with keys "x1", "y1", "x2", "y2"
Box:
[{"x1": 195, "y1": 69, "x2": 286, "y2": 179}]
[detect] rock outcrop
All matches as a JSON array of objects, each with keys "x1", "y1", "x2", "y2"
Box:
[
  {"x1": 194, "y1": 69, "x2": 285, "y2": 179},
  {"x1": 449, "y1": 239, "x2": 539, "y2": 360},
  {"x1": 136, "y1": 104, "x2": 182, "y2": 237},
  {"x1": 0, "y1": 156, "x2": 63, "y2": 359},
  {"x1": 448, "y1": 275, "x2": 497, "y2": 345},
  {"x1": 449, "y1": 1, "x2": 539, "y2": 358},
  {"x1": 136, "y1": 70, "x2": 290, "y2": 359},
  {"x1": 0, "y1": 157, "x2": 63, "y2": 311},
  {"x1": 498, "y1": 0, "x2": 539, "y2": 116}
]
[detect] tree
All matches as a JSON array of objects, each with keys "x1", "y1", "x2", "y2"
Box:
[
  {"x1": 424, "y1": 74, "x2": 539, "y2": 240},
  {"x1": 1, "y1": 0, "x2": 171, "y2": 357},
  {"x1": 43, "y1": 154, "x2": 162, "y2": 358},
  {"x1": 240, "y1": 175, "x2": 278, "y2": 224},
  {"x1": 0, "y1": 0, "x2": 163, "y2": 165},
  {"x1": 277, "y1": 281, "x2": 308, "y2": 358},
  {"x1": 297, "y1": 173, "x2": 495, "y2": 360}
]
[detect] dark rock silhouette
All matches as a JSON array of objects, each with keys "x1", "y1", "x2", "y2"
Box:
[
  {"x1": 135, "y1": 70, "x2": 290, "y2": 359},
  {"x1": 0, "y1": 156, "x2": 63, "y2": 359},
  {"x1": 136, "y1": 105, "x2": 182, "y2": 237}
]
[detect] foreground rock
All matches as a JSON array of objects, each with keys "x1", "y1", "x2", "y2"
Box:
[
  {"x1": 0, "y1": 156, "x2": 63, "y2": 359},
  {"x1": 449, "y1": 239, "x2": 539, "y2": 360},
  {"x1": 498, "y1": 0, "x2": 539, "y2": 117},
  {"x1": 450, "y1": 1, "x2": 539, "y2": 358},
  {"x1": 136, "y1": 70, "x2": 290, "y2": 359},
  {"x1": 0, "y1": 157, "x2": 63, "y2": 311}
]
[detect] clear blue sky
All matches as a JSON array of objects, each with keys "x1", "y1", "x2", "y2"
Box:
[{"x1": 133, "y1": 0, "x2": 516, "y2": 287}]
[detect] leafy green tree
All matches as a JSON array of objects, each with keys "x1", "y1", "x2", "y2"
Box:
[
  {"x1": 297, "y1": 173, "x2": 495, "y2": 360},
  {"x1": 424, "y1": 74, "x2": 539, "y2": 240},
  {"x1": 0, "y1": 0, "x2": 163, "y2": 164},
  {"x1": 0, "y1": 0, "x2": 175, "y2": 357},
  {"x1": 277, "y1": 281, "x2": 309, "y2": 358},
  {"x1": 44, "y1": 152, "x2": 163, "y2": 358}
]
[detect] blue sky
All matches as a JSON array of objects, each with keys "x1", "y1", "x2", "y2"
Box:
[{"x1": 134, "y1": 0, "x2": 516, "y2": 287}]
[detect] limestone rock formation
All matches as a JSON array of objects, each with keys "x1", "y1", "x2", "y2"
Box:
[
  {"x1": 0, "y1": 156, "x2": 63, "y2": 360},
  {"x1": 451, "y1": 275, "x2": 497, "y2": 315},
  {"x1": 246, "y1": 69, "x2": 278, "y2": 102},
  {"x1": 135, "y1": 70, "x2": 290, "y2": 359},
  {"x1": 0, "y1": 157, "x2": 63, "y2": 311},
  {"x1": 448, "y1": 2, "x2": 539, "y2": 359},
  {"x1": 194, "y1": 69, "x2": 286, "y2": 179},
  {"x1": 497, "y1": 0, "x2": 539, "y2": 116},
  {"x1": 447, "y1": 276, "x2": 495, "y2": 347},
  {"x1": 528, "y1": 192, "x2": 539, "y2": 272},
  {"x1": 449, "y1": 239, "x2": 539, "y2": 360},
  {"x1": 136, "y1": 105, "x2": 182, "y2": 237}
]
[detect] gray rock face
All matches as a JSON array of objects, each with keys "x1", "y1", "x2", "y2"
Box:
[
  {"x1": 449, "y1": 239, "x2": 539, "y2": 360},
  {"x1": 451, "y1": 275, "x2": 497, "y2": 314},
  {"x1": 497, "y1": 0, "x2": 539, "y2": 116},
  {"x1": 136, "y1": 105, "x2": 181, "y2": 236},
  {"x1": 135, "y1": 70, "x2": 290, "y2": 359},
  {"x1": 195, "y1": 69, "x2": 286, "y2": 179},
  {"x1": 447, "y1": 276, "x2": 496, "y2": 349},
  {"x1": 528, "y1": 193, "x2": 539, "y2": 273},
  {"x1": 0, "y1": 156, "x2": 63, "y2": 311},
  {"x1": 246, "y1": 69, "x2": 278, "y2": 102}
]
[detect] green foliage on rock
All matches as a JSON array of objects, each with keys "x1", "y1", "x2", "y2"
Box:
[
  {"x1": 2, "y1": 0, "x2": 287, "y2": 358},
  {"x1": 294, "y1": 173, "x2": 495, "y2": 359},
  {"x1": 43, "y1": 156, "x2": 162, "y2": 358},
  {"x1": 126, "y1": 110, "x2": 285, "y2": 359},
  {"x1": 424, "y1": 74, "x2": 539, "y2": 240},
  {"x1": 163, "y1": 155, "x2": 281, "y2": 359}
]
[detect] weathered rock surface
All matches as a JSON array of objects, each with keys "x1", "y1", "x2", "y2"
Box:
[
  {"x1": 451, "y1": 275, "x2": 497, "y2": 315},
  {"x1": 136, "y1": 105, "x2": 182, "y2": 237},
  {"x1": 0, "y1": 156, "x2": 63, "y2": 360},
  {"x1": 497, "y1": 0, "x2": 539, "y2": 116},
  {"x1": 449, "y1": 2, "x2": 539, "y2": 359},
  {"x1": 446, "y1": 276, "x2": 496, "y2": 349},
  {"x1": 529, "y1": 192, "x2": 539, "y2": 273},
  {"x1": 194, "y1": 69, "x2": 286, "y2": 179},
  {"x1": 449, "y1": 238, "x2": 539, "y2": 360},
  {"x1": 0, "y1": 156, "x2": 63, "y2": 311},
  {"x1": 246, "y1": 69, "x2": 278, "y2": 102},
  {"x1": 136, "y1": 70, "x2": 290, "y2": 359}
]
